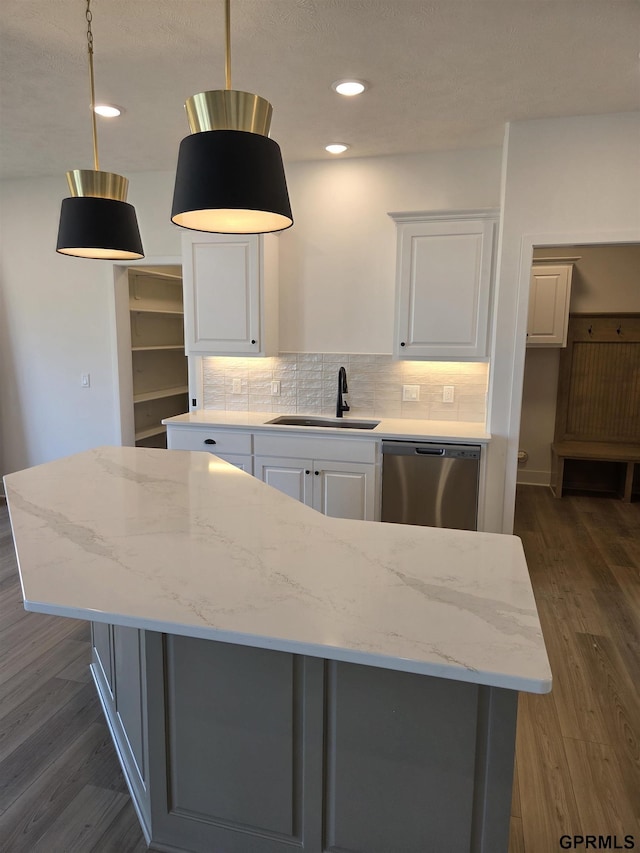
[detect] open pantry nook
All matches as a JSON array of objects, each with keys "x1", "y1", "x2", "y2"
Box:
[{"x1": 113, "y1": 264, "x2": 189, "y2": 448}]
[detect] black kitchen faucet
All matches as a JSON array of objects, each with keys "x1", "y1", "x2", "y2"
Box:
[{"x1": 336, "y1": 366, "x2": 350, "y2": 418}]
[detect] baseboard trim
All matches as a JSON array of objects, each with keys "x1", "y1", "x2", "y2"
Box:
[{"x1": 516, "y1": 470, "x2": 550, "y2": 487}]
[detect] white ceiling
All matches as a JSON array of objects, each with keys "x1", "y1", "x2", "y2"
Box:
[{"x1": 1, "y1": 0, "x2": 639, "y2": 180}]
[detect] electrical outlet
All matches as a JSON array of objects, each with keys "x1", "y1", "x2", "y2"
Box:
[
  {"x1": 271, "y1": 380, "x2": 281, "y2": 396},
  {"x1": 443, "y1": 385, "x2": 455, "y2": 403},
  {"x1": 81, "y1": 373, "x2": 90, "y2": 388},
  {"x1": 402, "y1": 384, "x2": 420, "y2": 402},
  {"x1": 232, "y1": 379, "x2": 242, "y2": 394}
]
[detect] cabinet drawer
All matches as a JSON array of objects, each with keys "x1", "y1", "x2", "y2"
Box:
[
  {"x1": 253, "y1": 433, "x2": 378, "y2": 464},
  {"x1": 167, "y1": 428, "x2": 252, "y2": 455}
]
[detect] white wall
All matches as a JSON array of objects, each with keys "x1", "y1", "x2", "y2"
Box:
[
  {"x1": 0, "y1": 149, "x2": 501, "y2": 477},
  {"x1": 279, "y1": 149, "x2": 502, "y2": 353},
  {"x1": 486, "y1": 112, "x2": 640, "y2": 533}
]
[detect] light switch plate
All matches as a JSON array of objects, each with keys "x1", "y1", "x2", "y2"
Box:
[
  {"x1": 271, "y1": 380, "x2": 281, "y2": 396},
  {"x1": 232, "y1": 379, "x2": 242, "y2": 394},
  {"x1": 443, "y1": 385, "x2": 455, "y2": 403},
  {"x1": 402, "y1": 384, "x2": 420, "y2": 402}
]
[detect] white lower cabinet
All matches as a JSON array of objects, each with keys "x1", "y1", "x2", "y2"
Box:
[
  {"x1": 253, "y1": 433, "x2": 379, "y2": 521},
  {"x1": 254, "y1": 456, "x2": 376, "y2": 520},
  {"x1": 166, "y1": 425, "x2": 380, "y2": 520}
]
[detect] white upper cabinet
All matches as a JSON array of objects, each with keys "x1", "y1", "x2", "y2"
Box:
[
  {"x1": 526, "y1": 262, "x2": 575, "y2": 347},
  {"x1": 390, "y1": 210, "x2": 497, "y2": 359},
  {"x1": 181, "y1": 232, "x2": 278, "y2": 357}
]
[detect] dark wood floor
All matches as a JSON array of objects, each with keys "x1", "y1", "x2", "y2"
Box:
[
  {"x1": 510, "y1": 486, "x2": 640, "y2": 852},
  {"x1": 0, "y1": 501, "x2": 149, "y2": 852},
  {"x1": 0, "y1": 487, "x2": 638, "y2": 852}
]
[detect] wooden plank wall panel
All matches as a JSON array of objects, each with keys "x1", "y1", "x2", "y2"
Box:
[
  {"x1": 556, "y1": 314, "x2": 640, "y2": 444},
  {"x1": 566, "y1": 342, "x2": 640, "y2": 441}
]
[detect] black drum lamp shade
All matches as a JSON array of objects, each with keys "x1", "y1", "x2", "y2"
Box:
[
  {"x1": 171, "y1": 1, "x2": 293, "y2": 235},
  {"x1": 171, "y1": 129, "x2": 292, "y2": 234},
  {"x1": 57, "y1": 196, "x2": 144, "y2": 260}
]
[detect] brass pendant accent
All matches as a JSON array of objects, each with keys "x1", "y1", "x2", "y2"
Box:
[
  {"x1": 66, "y1": 169, "x2": 129, "y2": 201},
  {"x1": 185, "y1": 90, "x2": 273, "y2": 136}
]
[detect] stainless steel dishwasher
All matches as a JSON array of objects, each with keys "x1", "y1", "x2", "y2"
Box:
[{"x1": 381, "y1": 441, "x2": 481, "y2": 530}]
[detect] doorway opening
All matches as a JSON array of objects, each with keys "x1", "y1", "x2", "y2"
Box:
[{"x1": 517, "y1": 242, "x2": 640, "y2": 498}]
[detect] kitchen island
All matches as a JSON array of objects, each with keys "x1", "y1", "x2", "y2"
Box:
[{"x1": 4, "y1": 446, "x2": 550, "y2": 853}]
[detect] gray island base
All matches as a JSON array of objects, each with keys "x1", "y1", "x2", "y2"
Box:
[
  {"x1": 4, "y1": 447, "x2": 551, "y2": 853},
  {"x1": 92, "y1": 626, "x2": 517, "y2": 853}
]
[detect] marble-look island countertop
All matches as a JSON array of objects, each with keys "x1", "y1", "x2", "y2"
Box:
[
  {"x1": 4, "y1": 446, "x2": 550, "y2": 693},
  {"x1": 163, "y1": 410, "x2": 491, "y2": 443}
]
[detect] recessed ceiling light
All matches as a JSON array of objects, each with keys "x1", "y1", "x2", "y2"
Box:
[
  {"x1": 332, "y1": 79, "x2": 367, "y2": 97},
  {"x1": 93, "y1": 104, "x2": 122, "y2": 118},
  {"x1": 325, "y1": 144, "x2": 349, "y2": 154}
]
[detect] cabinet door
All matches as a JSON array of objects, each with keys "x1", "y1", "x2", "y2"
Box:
[
  {"x1": 527, "y1": 264, "x2": 573, "y2": 347},
  {"x1": 312, "y1": 461, "x2": 376, "y2": 521},
  {"x1": 394, "y1": 215, "x2": 495, "y2": 358},
  {"x1": 182, "y1": 233, "x2": 278, "y2": 357},
  {"x1": 182, "y1": 233, "x2": 261, "y2": 355},
  {"x1": 254, "y1": 455, "x2": 313, "y2": 505}
]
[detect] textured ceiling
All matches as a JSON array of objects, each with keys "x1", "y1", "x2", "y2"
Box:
[{"x1": 1, "y1": 0, "x2": 639, "y2": 179}]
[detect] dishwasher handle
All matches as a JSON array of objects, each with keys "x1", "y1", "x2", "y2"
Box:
[{"x1": 382, "y1": 440, "x2": 481, "y2": 460}]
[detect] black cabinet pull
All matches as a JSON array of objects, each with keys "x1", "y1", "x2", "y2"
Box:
[
  {"x1": 400, "y1": 341, "x2": 406, "y2": 347},
  {"x1": 314, "y1": 470, "x2": 319, "y2": 476},
  {"x1": 305, "y1": 470, "x2": 310, "y2": 475},
  {"x1": 204, "y1": 439, "x2": 216, "y2": 445},
  {"x1": 251, "y1": 339, "x2": 256, "y2": 344}
]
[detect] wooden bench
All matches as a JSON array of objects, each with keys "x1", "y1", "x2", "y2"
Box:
[{"x1": 551, "y1": 441, "x2": 640, "y2": 501}]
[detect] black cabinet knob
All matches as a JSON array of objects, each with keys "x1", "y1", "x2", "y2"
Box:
[
  {"x1": 314, "y1": 470, "x2": 319, "y2": 476},
  {"x1": 204, "y1": 439, "x2": 216, "y2": 445},
  {"x1": 305, "y1": 470, "x2": 310, "y2": 475},
  {"x1": 400, "y1": 341, "x2": 406, "y2": 347},
  {"x1": 251, "y1": 339, "x2": 256, "y2": 345}
]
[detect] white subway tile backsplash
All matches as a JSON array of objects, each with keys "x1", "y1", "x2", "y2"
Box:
[
  {"x1": 375, "y1": 401, "x2": 403, "y2": 418},
  {"x1": 201, "y1": 354, "x2": 487, "y2": 423},
  {"x1": 225, "y1": 396, "x2": 250, "y2": 411}
]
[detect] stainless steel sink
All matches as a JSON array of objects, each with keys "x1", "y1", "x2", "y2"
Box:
[{"x1": 266, "y1": 416, "x2": 380, "y2": 430}]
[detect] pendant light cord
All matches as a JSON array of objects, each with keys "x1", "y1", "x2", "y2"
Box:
[
  {"x1": 86, "y1": 0, "x2": 100, "y2": 171},
  {"x1": 224, "y1": 0, "x2": 231, "y2": 90}
]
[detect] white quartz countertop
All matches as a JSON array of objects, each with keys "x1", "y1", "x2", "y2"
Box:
[
  {"x1": 4, "y1": 446, "x2": 550, "y2": 693},
  {"x1": 163, "y1": 411, "x2": 490, "y2": 443}
]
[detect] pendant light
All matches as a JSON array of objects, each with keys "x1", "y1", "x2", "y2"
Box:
[
  {"x1": 56, "y1": 0, "x2": 144, "y2": 260},
  {"x1": 171, "y1": 0, "x2": 293, "y2": 235}
]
